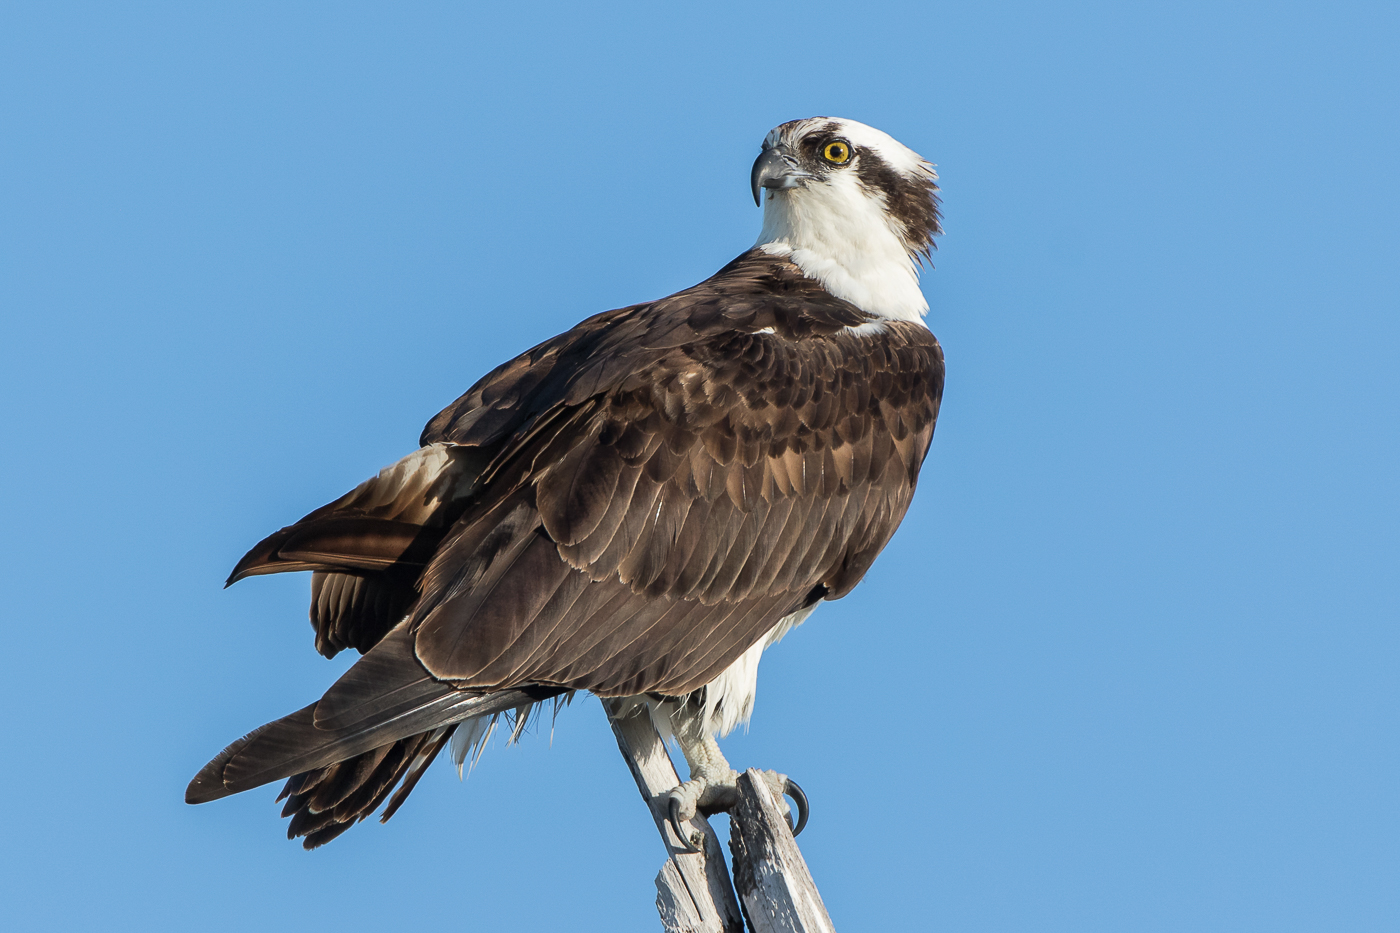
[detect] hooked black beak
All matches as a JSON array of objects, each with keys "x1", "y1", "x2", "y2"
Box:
[{"x1": 750, "y1": 145, "x2": 810, "y2": 206}]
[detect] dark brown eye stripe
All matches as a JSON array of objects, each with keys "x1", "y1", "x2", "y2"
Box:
[{"x1": 851, "y1": 148, "x2": 942, "y2": 259}]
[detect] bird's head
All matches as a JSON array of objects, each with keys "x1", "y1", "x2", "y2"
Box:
[{"x1": 751, "y1": 117, "x2": 941, "y2": 324}]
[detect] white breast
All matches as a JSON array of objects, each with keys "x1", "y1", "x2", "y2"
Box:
[
  {"x1": 694, "y1": 603, "x2": 819, "y2": 737},
  {"x1": 757, "y1": 174, "x2": 928, "y2": 325}
]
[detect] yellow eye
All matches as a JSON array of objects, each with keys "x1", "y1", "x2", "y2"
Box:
[{"x1": 822, "y1": 141, "x2": 851, "y2": 164}]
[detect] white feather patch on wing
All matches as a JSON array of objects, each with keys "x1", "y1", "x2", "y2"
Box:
[{"x1": 328, "y1": 441, "x2": 485, "y2": 526}]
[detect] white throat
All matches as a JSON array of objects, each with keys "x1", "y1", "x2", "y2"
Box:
[{"x1": 756, "y1": 179, "x2": 928, "y2": 325}]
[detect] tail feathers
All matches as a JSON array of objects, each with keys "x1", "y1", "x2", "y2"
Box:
[
  {"x1": 448, "y1": 692, "x2": 578, "y2": 776},
  {"x1": 279, "y1": 692, "x2": 578, "y2": 848},
  {"x1": 277, "y1": 725, "x2": 456, "y2": 849},
  {"x1": 379, "y1": 727, "x2": 454, "y2": 822},
  {"x1": 185, "y1": 685, "x2": 565, "y2": 805},
  {"x1": 310, "y1": 621, "x2": 448, "y2": 732}
]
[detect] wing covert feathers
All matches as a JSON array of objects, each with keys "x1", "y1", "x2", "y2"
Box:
[{"x1": 402, "y1": 252, "x2": 942, "y2": 695}]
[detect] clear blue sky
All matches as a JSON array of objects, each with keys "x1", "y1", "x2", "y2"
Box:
[{"x1": 1, "y1": 2, "x2": 1396, "y2": 930}]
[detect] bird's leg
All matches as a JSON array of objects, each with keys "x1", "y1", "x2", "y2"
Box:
[
  {"x1": 669, "y1": 728, "x2": 742, "y2": 818},
  {"x1": 661, "y1": 728, "x2": 809, "y2": 852}
]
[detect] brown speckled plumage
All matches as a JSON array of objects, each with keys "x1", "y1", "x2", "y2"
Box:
[{"x1": 190, "y1": 246, "x2": 943, "y2": 847}]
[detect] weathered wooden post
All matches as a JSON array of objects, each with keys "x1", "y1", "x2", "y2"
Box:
[
  {"x1": 604, "y1": 700, "x2": 745, "y2": 933},
  {"x1": 728, "y1": 770, "x2": 836, "y2": 933},
  {"x1": 604, "y1": 702, "x2": 837, "y2": 933}
]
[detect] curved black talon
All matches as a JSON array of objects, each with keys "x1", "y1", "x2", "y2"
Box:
[
  {"x1": 782, "y1": 777, "x2": 810, "y2": 837},
  {"x1": 668, "y1": 797, "x2": 702, "y2": 853}
]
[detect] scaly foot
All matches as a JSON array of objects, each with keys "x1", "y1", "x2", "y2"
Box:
[{"x1": 661, "y1": 768, "x2": 810, "y2": 852}]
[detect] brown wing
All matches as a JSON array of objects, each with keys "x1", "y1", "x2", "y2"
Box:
[
  {"x1": 410, "y1": 323, "x2": 941, "y2": 698},
  {"x1": 211, "y1": 444, "x2": 500, "y2": 846},
  {"x1": 227, "y1": 443, "x2": 492, "y2": 657},
  {"x1": 405, "y1": 252, "x2": 944, "y2": 698},
  {"x1": 191, "y1": 250, "x2": 945, "y2": 846}
]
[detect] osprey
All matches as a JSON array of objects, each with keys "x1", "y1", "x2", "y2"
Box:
[{"x1": 187, "y1": 117, "x2": 945, "y2": 849}]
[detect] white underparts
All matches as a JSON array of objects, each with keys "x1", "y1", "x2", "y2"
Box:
[
  {"x1": 758, "y1": 205, "x2": 926, "y2": 325},
  {"x1": 699, "y1": 603, "x2": 818, "y2": 736},
  {"x1": 642, "y1": 603, "x2": 820, "y2": 745},
  {"x1": 758, "y1": 218, "x2": 926, "y2": 326},
  {"x1": 441, "y1": 607, "x2": 818, "y2": 777},
  {"x1": 450, "y1": 712, "x2": 497, "y2": 776},
  {"x1": 449, "y1": 694, "x2": 573, "y2": 777}
]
